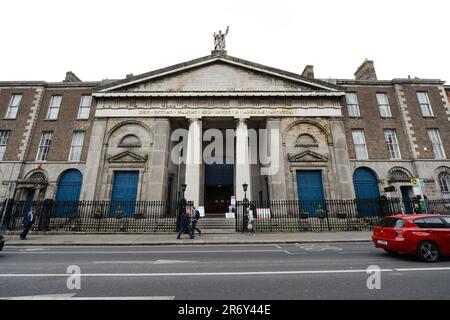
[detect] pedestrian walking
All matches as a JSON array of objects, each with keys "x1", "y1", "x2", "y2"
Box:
[
  {"x1": 20, "y1": 206, "x2": 36, "y2": 240},
  {"x1": 190, "y1": 207, "x2": 202, "y2": 237},
  {"x1": 176, "y1": 210, "x2": 194, "y2": 239},
  {"x1": 413, "y1": 202, "x2": 422, "y2": 214},
  {"x1": 246, "y1": 205, "x2": 256, "y2": 236}
]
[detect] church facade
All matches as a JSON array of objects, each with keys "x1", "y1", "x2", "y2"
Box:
[{"x1": 1, "y1": 49, "x2": 450, "y2": 215}]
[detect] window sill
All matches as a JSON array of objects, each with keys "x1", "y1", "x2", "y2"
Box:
[
  {"x1": 43, "y1": 119, "x2": 58, "y2": 121},
  {"x1": 422, "y1": 116, "x2": 436, "y2": 119}
]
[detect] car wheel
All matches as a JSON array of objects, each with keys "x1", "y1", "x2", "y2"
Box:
[
  {"x1": 417, "y1": 241, "x2": 440, "y2": 262},
  {"x1": 383, "y1": 249, "x2": 397, "y2": 255}
]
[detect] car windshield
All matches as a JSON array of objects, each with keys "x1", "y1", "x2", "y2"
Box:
[
  {"x1": 442, "y1": 217, "x2": 450, "y2": 224},
  {"x1": 378, "y1": 218, "x2": 405, "y2": 228}
]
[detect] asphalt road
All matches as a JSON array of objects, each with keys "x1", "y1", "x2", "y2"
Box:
[{"x1": 1, "y1": 242, "x2": 450, "y2": 300}]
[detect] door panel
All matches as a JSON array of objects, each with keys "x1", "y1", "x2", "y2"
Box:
[
  {"x1": 296, "y1": 170, "x2": 325, "y2": 216},
  {"x1": 110, "y1": 171, "x2": 139, "y2": 217}
]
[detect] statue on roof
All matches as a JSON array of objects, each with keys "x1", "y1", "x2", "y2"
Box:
[{"x1": 213, "y1": 26, "x2": 229, "y2": 51}]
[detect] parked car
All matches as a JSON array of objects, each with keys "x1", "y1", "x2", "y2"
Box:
[{"x1": 372, "y1": 214, "x2": 450, "y2": 262}]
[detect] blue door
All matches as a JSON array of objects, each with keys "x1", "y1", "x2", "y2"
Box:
[
  {"x1": 110, "y1": 171, "x2": 139, "y2": 217},
  {"x1": 353, "y1": 168, "x2": 380, "y2": 216},
  {"x1": 296, "y1": 170, "x2": 325, "y2": 216},
  {"x1": 54, "y1": 169, "x2": 83, "y2": 217}
]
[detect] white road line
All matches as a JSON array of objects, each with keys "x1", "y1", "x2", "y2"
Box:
[
  {"x1": 283, "y1": 250, "x2": 307, "y2": 255},
  {"x1": 0, "y1": 294, "x2": 174, "y2": 300},
  {"x1": 0, "y1": 269, "x2": 394, "y2": 277},
  {"x1": 273, "y1": 244, "x2": 283, "y2": 249},
  {"x1": 394, "y1": 267, "x2": 450, "y2": 272},
  {"x1": 6, "y1": 249, "x2": 283, "y2": 254},
  {"x1": 93, "y1": 260, "x2": 196, "y2": 264}
]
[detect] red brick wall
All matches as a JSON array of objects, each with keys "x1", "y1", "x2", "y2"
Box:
[
  {"x1": 0, "y1": 87, "x2": 40, "y2": 161},
  {"x1": 400, "y1": 85, "x2": 450, "y2": 159},
  {"x1": 27, "y1": 88, "x2": 95, "y2": 162},
  {"x1": 341, "y1": 85, "x2": 412, "y2": 160}
]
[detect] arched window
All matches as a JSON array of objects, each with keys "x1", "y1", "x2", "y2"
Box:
[
  {"x1": 118, "y1": 134, "x2": 141, "y2": 148},
  {"x1": 439, "y1": 172, "x2": 450, "y2": 199}
]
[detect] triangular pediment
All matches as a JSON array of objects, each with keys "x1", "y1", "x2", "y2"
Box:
[
  {"x1": 288, "y1": 150, "x2": 328, "y2": 162},
  {"x1": 96, "y1": 54, "x2": 342, "y2": 95},
  {"x1": 108, "y1": 151, "x2": 148, "y2": 163}
]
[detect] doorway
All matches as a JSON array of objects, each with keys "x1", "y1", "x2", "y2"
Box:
[{"x1": 204, "y1": 157, "x2": 234, "y2": 215}]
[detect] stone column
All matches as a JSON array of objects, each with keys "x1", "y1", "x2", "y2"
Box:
[
  {"x1": 235, "y1": 118, "x2": 252, "y2": 201},
  {"x1": 265, "y1": 117, "x2": 287, "y2": 200},
  {"x1": 184, "y1": 118, "x2": 202, "y2": 207},
  {"x1": 330, "y1": 120, "x2": 355, "y2": 199},
  {"x1": 147, "y1": 118, "x2": 171, "y2": 201},
  {"x1": 80, "y1": 119, "x2": 107, "y2": 201}
]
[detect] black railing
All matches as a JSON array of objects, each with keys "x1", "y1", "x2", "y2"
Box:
[
  {"x1": 0, "y1": 200, "x2": 192, "y2": 233},
  {"x1": 235, "y1": 198, "x2": 450, "y2": 232}
]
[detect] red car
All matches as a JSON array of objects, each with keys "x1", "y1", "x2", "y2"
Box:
[{"x1": 372, "y1": 214, "x2": 450, "y2": 262}]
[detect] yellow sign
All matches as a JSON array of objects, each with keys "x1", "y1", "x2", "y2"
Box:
[{"x1": 410, "y1": 178, "x2": 419, "y2": 186}]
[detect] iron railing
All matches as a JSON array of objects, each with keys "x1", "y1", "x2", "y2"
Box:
[
  {"x1": 0, "y1": 200, "x2": 192, "y2": 233},
  {"x1": 235, "y1": 198, "x2": 450, "y2": 232}
]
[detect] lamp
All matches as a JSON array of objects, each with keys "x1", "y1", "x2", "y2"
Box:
[{"x1": 242, "y1": 182, "x2": 248, "y2": 203}]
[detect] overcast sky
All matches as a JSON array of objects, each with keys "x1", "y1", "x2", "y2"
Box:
[{"x1": 1, "y1": 0, "x2": 449, "y2": 83}]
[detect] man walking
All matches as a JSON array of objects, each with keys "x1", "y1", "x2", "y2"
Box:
[
  {"x1": 190, "y1": 207, "x2": 202, "y2": 237},
  {"x1": 20, "y1": 206, "x2": 36, "y2": 240},
  {"x1": 176, "y1": 210, "x2": 194, "y2": 239}
]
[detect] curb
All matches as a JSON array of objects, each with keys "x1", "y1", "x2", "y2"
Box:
[{"x1": 5, "y1": 239, "x2": 372, "y2": 247}]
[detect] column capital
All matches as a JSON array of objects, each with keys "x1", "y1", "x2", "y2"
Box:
[
  {"x1": 187, "y1": 117, "x2": 202, "y2": 124},
  {"x1": 234, "y1": 117, "x2": 249, "y2": 126}
]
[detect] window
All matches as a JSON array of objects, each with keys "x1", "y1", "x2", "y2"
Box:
[
  {"x1": 5, "y1": 94, "x2": 22, "y2": 119},
  {"x1": 69, "y1": 131, "x2": 85, "y2": 161},
  {"x1": 36, "y1": 132, "x2": 53, "y2": 161},
  {"x1": 378, "y1": 218, "x2": 405, "y2": 228},
  {"x1": 376, "y1": 93, "x2": 392, "y2": 117},
  {"x1": 384, "y1": 129, "x2": 401, "y2": 159},
  {"x1": 439, "y1": 173, "x2": 450, "y2": 199},
  {"x1": 352, "y1": 129, "x2": 368, "y2": 160},
  {"x1": 46, "y1": 95, "x2": 62, "y2": 120},
  {"x1": 427, "y1": 129, "x2": 446, "y2": 159},
  {"x1": 77, "y1": 95, "x2": 92, "y2": 119},
  {"x1": 0, "y1": 130, "x2": 11, "y2": 160},
  {"x1": 417, "y1": 92, "x2": 433, "y2": 116},
  {"x1": 345, "y1": 93, "x2": 360, "y2": 117}
]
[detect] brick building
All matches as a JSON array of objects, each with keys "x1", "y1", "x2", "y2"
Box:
[{"x1": 1, "y1": 51, "x2": 449, "y2": 216}]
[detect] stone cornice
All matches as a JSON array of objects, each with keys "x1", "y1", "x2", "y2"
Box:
[{"x1": 93, "y1": 91, "x2": 345, "y2": 98}]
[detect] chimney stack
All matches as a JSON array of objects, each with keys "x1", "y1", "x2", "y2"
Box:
[
  {"x1": 63, "y1": 71, "x2": 81, "y2": 83},
  {"x1": 354, "y1": 59, "x2": 377, "y2": 80},
  {"x1": 301, "y1": 65, "x2": 314, "y2": 78}
]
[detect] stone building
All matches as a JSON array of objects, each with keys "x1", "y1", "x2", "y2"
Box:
[{"x1": 1, "y1": 49, "x2": 449, "y2": 216}]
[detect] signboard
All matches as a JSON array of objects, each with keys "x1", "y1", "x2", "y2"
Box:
[
  {"x1": 256, "y1": 208, "x2": 271, "y2": 219},
  {"x1": 410, "y1": 178, "x2": 419, "y2": 187},
  {"x1": 197, "y1": 206, "x2": 205, "y2": 218}
]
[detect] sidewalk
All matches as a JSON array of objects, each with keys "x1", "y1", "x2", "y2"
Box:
[{"x1": 5, "y1": 231, "x2": 372, "y2": 246}]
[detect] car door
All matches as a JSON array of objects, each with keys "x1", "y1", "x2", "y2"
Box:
[{"x1": 422, "y1": 217, "x2": 450, "y2": 255}]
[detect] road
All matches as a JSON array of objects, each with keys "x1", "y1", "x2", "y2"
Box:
[{"x1": 1, "y1": 242, "x2": 450, "y2": 300}]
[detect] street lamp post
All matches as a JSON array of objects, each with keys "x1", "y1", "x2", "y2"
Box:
[{"x1": 242, "y1": 183, "x2": 249, "y2": 232}]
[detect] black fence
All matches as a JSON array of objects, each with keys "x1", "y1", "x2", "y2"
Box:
[
  {"x1": 0, "y1": 200, "x2": 192, "y2": 233},
  {"x1": 235, "y1": 198, "x2": 450, "y2": 232}
]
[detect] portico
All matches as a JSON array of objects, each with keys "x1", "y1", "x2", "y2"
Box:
[{"x1": 79, "y1": 51, "x2": 354, "y2": 215}]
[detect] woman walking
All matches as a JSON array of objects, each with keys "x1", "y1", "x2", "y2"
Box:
[{"x1": 246, "y1": 205, "x2": 256, "y2": 236}]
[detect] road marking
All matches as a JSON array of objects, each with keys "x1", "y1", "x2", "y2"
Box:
[
  {"x1": 19, "y1": 248, "x2": 45, "y2": 252},
  {"x1": 0, "y1": 294, "x2": 174, "y2": 300},
  {"x1": 0, "y1": 269, "x2": 395, "y2": 277},
  {"x1": 394, "y1": 267, "x2": 450, "y2": 272},
  {"x1": 93, "y1": 260, "x2": 196, "y2": 264},
  {"x1": 273, "y1": 244, "x2": 283, "y2": 249},
  {"x1": 6, "y1": 249, "x2": 283, "y2": 254},
  {"x1": 283, "y1": 250, "x2": 307, "y2": 255},
  {"x1": 295, "y1": 244, "x2": 343, "y2": 251}
]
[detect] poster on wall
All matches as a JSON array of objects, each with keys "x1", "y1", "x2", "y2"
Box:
[{"x1": 198, "y1": 206, "x2": 205, "y2": 217}]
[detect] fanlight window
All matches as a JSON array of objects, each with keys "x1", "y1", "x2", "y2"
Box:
[
  {"x1": 439, "y1": 172, "x2": 450, "y2": 199},
  {"x1": 27, "y1": 172, "x2": 48, "y2": 184},
  {"x1": 389, "y1": 170, "x2": 410, "y2": 182},
  {"x1": 295, "y1": 134, "x2": 318, "y2": 147},
  {"x1": 118, "y1": 134, "x2": 141, "y2": 148}
]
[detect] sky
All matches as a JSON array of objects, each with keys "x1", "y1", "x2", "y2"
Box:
[{"x1": 1, "y1": 0, "x2": 449, "y2": 83}]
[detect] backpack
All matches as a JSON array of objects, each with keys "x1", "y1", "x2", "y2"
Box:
[{"x1": 195, "y1": 210, "x2": 200, "y2": 220}]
